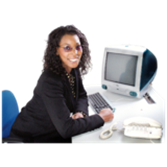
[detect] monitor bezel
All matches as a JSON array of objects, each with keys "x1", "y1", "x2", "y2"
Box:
[{"x1": 101, "y1": 45, "x2": 146, "y2": 96}]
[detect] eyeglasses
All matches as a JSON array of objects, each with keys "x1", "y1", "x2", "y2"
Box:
[{"x1": 59, "y1": 45, "x2": 83, "y2": 52}]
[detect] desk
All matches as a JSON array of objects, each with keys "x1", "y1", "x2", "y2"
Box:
[{"x1": 72, "y1": 85, "x2": 165, "y2": 143}]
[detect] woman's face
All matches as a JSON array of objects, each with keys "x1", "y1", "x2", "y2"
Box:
[{"x1": 56, "y1": 34, "x2": 83, "y2": 73}]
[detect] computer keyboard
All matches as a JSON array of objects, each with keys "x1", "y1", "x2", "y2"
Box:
[{"x1": 88, "y1": 92, "x2": 114, "y2": 114}]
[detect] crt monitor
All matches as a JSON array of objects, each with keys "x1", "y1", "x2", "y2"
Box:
[{"x1": 101, "y1": 44, "x2": 157, "y2": 98}]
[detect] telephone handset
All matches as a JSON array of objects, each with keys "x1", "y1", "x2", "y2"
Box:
[
  {"x1": 100, "y1": 117, "x2": 163, "y2": 140},
  {"x1": 123, "y1": 117, "x2": 162, "y2": 128}
]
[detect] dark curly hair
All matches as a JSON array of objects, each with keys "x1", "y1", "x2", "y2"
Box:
[{"x1": 43, "y1": 25, "x2": 91, "y2": 76}]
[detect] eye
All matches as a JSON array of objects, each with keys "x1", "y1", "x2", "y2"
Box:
[
  {"x1": 76, "y1": 45, "x2": 82, "y2": 51},
  {"x1": 64, "y1": 46, "x2": 71, "y2": 50}
]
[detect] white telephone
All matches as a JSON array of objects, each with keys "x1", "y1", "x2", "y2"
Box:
[{"x1": 100, "y1": 117, "x2": 163, "y2": 140}]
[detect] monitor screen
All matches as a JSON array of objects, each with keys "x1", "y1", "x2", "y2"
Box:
[{"x1": 105, "y1": 52, "x2": 138, "y2": 86}]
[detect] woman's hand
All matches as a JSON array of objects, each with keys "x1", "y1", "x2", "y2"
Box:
[
  {"x1": 98, "y1": 108, "x2": 114, "y2": 122},
  {"x1": 71, "y1": 112, "x2": 84, "y2": 119}
]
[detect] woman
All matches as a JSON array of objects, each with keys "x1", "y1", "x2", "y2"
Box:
[{"x1": 10, "y1": 25, "x2": 114, "y2": 143}]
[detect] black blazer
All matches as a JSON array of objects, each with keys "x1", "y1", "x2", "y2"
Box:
[{"x1": 10, "y1": 69, "x2": 104, "y2": 143}]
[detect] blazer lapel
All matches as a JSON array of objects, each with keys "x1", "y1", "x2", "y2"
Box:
[
  {"x1": 64, "y1": 69, "x2": 79, "y2": 108},
  {"x1": 74, "y1": 69, "x2": 79, "y2": 101}
]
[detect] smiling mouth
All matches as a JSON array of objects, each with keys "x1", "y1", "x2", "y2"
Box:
[{"x1": 69, "y1": 58, "x2": 79, "y2": 63}]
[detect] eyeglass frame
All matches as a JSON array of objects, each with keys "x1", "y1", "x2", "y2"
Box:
[{"x1": 58, "y1": 45, "x2": 84, "y2": 52}]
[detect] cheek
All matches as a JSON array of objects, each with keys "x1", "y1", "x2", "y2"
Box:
[
  {"x1": 79, "y1": 51, "x2": 83, "y2": 58},
  {"x1": 80, "y1": 52, "x2": 83, "y2": 59},
  {"x1": 59, "y1": 51, "x2": 68, "y2": 60}
]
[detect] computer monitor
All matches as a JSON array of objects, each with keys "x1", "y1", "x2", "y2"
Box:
[{"x1": 101, "y1": 44, "x2": 157, "y2": 98}]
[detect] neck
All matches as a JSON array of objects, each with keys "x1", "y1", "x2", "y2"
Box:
[{"x1": 67, "y1": 70, "x2": 71, "y2": 74}]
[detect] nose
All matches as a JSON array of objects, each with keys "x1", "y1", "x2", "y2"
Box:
[
  {"x1": 72, "y1": 47, "x2": 78, "y2": 54},
  {"x1": 71, "y1": 48, "x2": 79, "y2": 57}
]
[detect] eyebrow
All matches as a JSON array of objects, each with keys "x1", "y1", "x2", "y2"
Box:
[{"x1": 63, "y1": 42, "x2": 81, "y2": 46}]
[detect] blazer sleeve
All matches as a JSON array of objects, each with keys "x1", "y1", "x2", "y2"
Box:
[
  {"x1": 74, "y1": 76, "x2": 89, "y2": 116},
  {"x1": 41, "y1": 74, "x2": 104, "y2": 139}
]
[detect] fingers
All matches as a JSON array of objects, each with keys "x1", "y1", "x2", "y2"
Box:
[
  {"x1": 71, "y1": 112, "x2": 84, "y2": 119},
  {"x1": 72, "y1": 114, "x2": 83, "y2": 119},
  {"x1": 71, "y1": 115, "x2": 75, "y2": 119}
]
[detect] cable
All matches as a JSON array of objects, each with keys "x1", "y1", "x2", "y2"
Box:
[
  {"x1": 100, "y1": 121, "x2": 125, "y2": 140},
  {"x1": 99, "y1": 122, "x2": 118, "y2": 139}
]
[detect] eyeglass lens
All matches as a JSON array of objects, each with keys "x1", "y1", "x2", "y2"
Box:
[{"x1": 63, "y1": 45, "x2": 82, "y2": 52}]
